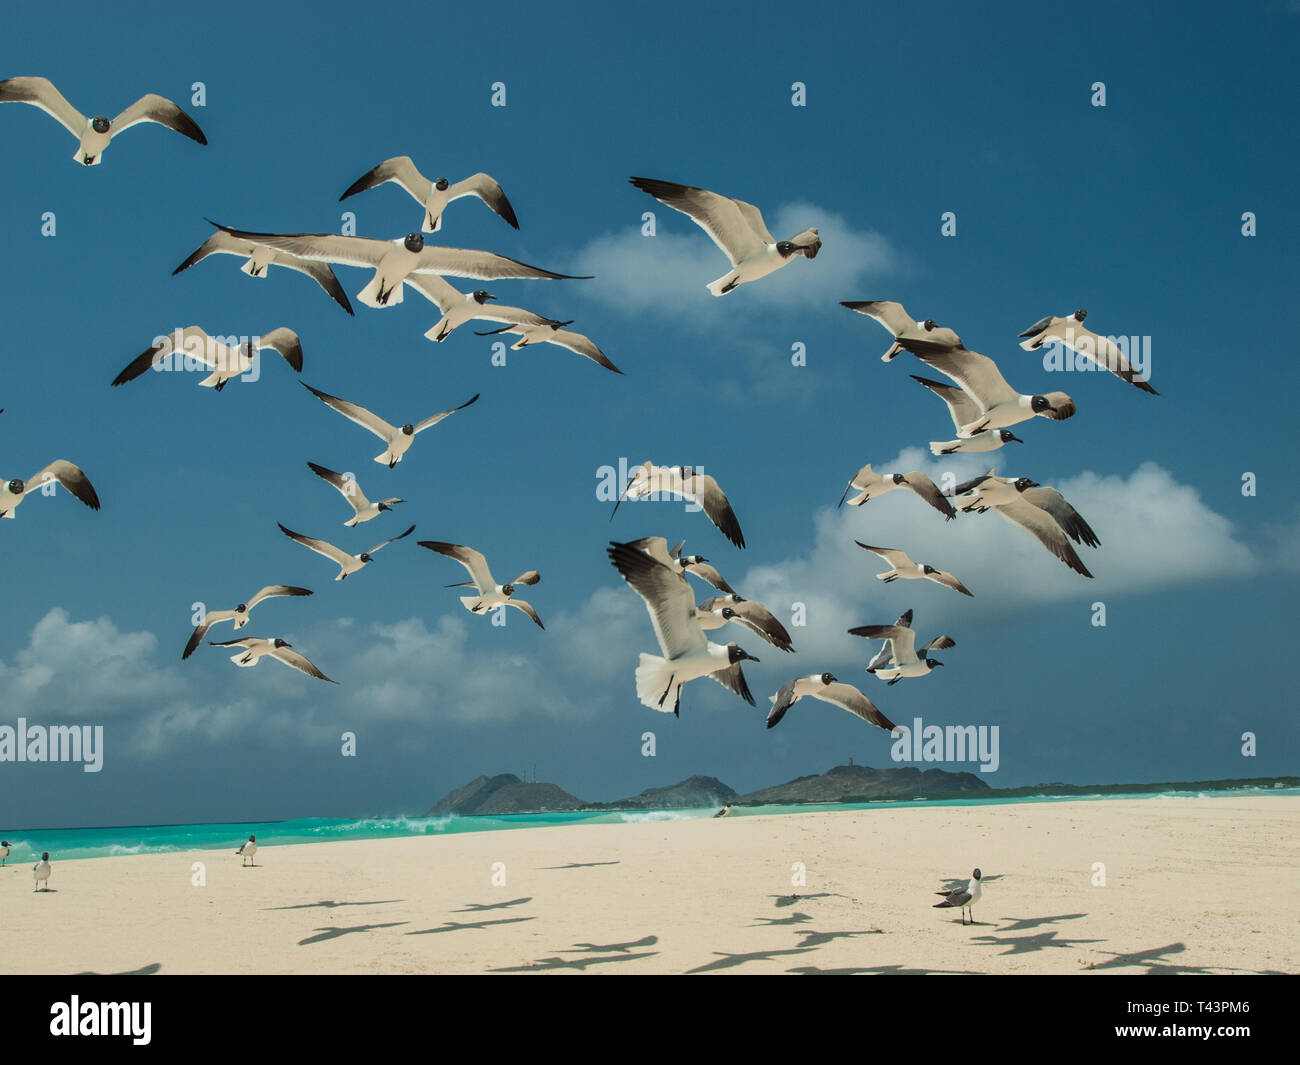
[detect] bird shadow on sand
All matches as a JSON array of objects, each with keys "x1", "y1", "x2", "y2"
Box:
[
  {"x1": 768, "y1": 893, "x2": 842, "y2": 909},
  {"x1": 405, "y1": 916, "x2": 536, "y2": 935},
  {"x1": 267, "y1": 899, "x2": 404, "y2": 911},
  {"x1": 970, "y1": 928, "x2": 1105, "y2": 955},
  {"x1": 685, "y1": 946, "x2": 818, "y2": 973},
  {"x1": 541, "y1": 861, "x2": 620, "y2": 869},
  {"x1": 564, "y1": 935, "x2": 658, "y2": 953},
  {"x1": 789, "y1": 963, "x2": 984, "y2": 975},
  {"x1": 793, "y1": 928, "x2": 886, "y2": 949},
  {"x1": 452, "y1": 897, "x2": 532, "y2": 912},
  {"x1": 297, "y1": 922, "x2": 409, "y2": 946},
  {"x1": 994, "y1": 913, "x2": 1087, "y2": 933},
  {"x1": 73, "y1": 963, "x2": 162, "y2": 976},
  {"x1": 491, "y1": 951, "x2": 658, "y2": 972},
  {"x1": 750, "y1": 912, "x2": 815, "y2": 927},
  {"x1": 1083, "y1": 942, "x2": 1286, "y2": 975}
]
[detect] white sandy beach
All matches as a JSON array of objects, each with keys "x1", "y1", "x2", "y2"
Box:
[{"x1": 3, "y1": 797, "x2": 1296, "y2": 975}]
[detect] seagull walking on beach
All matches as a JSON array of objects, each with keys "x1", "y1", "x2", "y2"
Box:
[
  {"x1": 934, "y1": 868, "x2": 982, "y2": 925},
  {"x1": 306, "y1": 462, "x2": 404, "y2": 527},
  {"x1": 278, "y1": 522, "x2": 415, "y2": 580},
  {"x1": 33, "y1": 852, "x2": 51, "y2": 891},
  {"x1": 838, "y1": 464, "x2": 956, "y2": 519},
  {"x1": 612, "y1": 463, "x2": 746, "y2": 548},
  {"x1": 765, "y1": 673, "x2": 896, "y2": 732},
  {"x1": 607, "y1": 540, "x2": 759, "y2": 717},
  {"x1": 841, "y1": 300, "x2": 964, "y2": 361},
  {"x1": 236, "y1": 836, "x2": 258, "y2": 866},
  {"x1": 419, "y1": 541, "x2": 544, "y2": 629},
  {"x1": 1, "y1": 461, "x2": 100, "y2": 520},
  {"x1": 300, "y1": 383, "x2": 478, "y2": 468},
  {"x1": 112, "y1": 327, "x2": 303, "y2": 391},
  {"x1": 849, "y1": 609, "x2": 954, "y2": 684},
  {"x1": 629, "y1": 176, "x2": 820, "y2": 296},
  {"x1": 1018, "y1": 310, "x2": 1157, "y2": 394},
  {"x1": 211, "y1": 637, "x2": 337, "y2": 683},
  {"x1": 911, "y1": 375, "x2": 1024, "y2": 455},
  {"x1": 340, "y1": 159, "x2": 519, "y2": 233},
  {"x1": 855, "y1": 543, "x2": 973, "y2": 597},
  {"x1": 182, "y1": 585, "x2": 314, "y2": 660},
  {"x1": 0, "y1": 76, "x2": 206, "y2": 165}
]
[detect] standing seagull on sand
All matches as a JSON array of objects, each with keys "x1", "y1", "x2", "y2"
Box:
[
  {"x1": 278, "y1": 523, "x2": 415, "y2": 581},
  {"x1": 340, "y1": 159, "x2": 518, "y2": 233},
  {"x1": 182, "y1": 585, "x2": 313, "y2": 660},
  {"x1": 1, "y1": 461, "x2": 100, "y2": 520},
  {"x1": 765, "y1": 673, "x2": 896, "y2": 732},
  {"x1": 855, "y1": 543, "x2": 973, "y2": 597},
  {"x1": 1, "y1": 841, "x2": 9, "y2": 865},
  {"x1": 1018, "y1": 309, "x2": 1158, "y2": 394},
  {"x1": 841, "y1": 300, "x2": 964, "y2": 361},
  {"x1": 849, "y1": 609, "x2": 955, "y2": 684},
  {"x1": 33, "y1": 852, "x2": 51, "y2": 891},
  {"x1": 306, "y1": 462, "x2": 404, "y2": 527},
  {"x1": 0, "y1": 76, "x2": 206, "y2": 166},
  {"x1": 210, "y1": 637, "x2": 337, "y2": 683},
  {"x1": 838, "y1": 464, "x2": 955, "y2": 519},
  {"x1": 934, "y1": 869, "x2": 982, "y2": 925},
  {"x1": 236, "y1": 836, "x2": 257, "y2": 867},
  {"x1": 629, "y1": 177, "x2": 820, "y2": 296},
  {"x1": 300, "y1": 383, "x2": 478, "y2": 468},
  {"x1": 912, "y1": 375, "x2": 1024, "y2": 455},
  {"x1": 612, "y1": 463, "x2": 746, "y2": 548},
  {"x1": 607, "y1": 540, "x2": 759, "y2": 717},
  {"x1": 418, "y1": 541, "x2": 544, "y2": 629}
]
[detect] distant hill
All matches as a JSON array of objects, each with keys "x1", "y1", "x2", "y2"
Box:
[
  {"x1": 601, "y1": 775, "x2": 736, "y2": 810},
  {"x1": 427, "y1": 774, "x2": 586, "y2": 816},
  {"x1": 733, "y1": 764, "x2": 991, "y2": 805}
]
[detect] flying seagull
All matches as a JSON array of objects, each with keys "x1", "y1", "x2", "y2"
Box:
[
  {"x1": 473, "y1": 317, "x2": 622, "y2": 374},
  {"x1": 697, "y1": 595, "x2": 795, "y2": 653},
  {"x1": 1, "y1": 461, "x2": 100, "y2": 519},
  {"x1": 837, "y1": 463, "x2": 956, "y2": 519},
  {"x1": 300, "y1": 383, "x2": 478, "y2": 468},
  {"x1": 891, "y1": 347, "x2": 1076, "y2": 438},
  {"x1": 607, "y1": 540, "x2": 759, "y2": 717},
  {"x1": 112, "y1": 327, "x2": 303, "y2": 391},
  {"x1": 306, "y1": 462, "x2": 403, "y2": 527},
  {"x1": 934, "y1": 868, "x2": 982, "y2": 925},
  {"x1": 1018, "y1": 310, "x2": 1158, "y2": 394},
  {"x1": 611, "y1": 463, "x2": 745, "y2": 549},
  {"x1": 624, "y1": 536, "x2": 738, "y2": 595},
  {"x1": 340, "y1": 158, "x2": 519, "y2": 233},
  {"x1": 208, "y1": 223, "x2": 589, "y2": 309},
  {"x1": 951, "y1": 473, "x2": 1099, "y2": 578},
  {"x1": 210, "y1": 636, "x2": 337, "y2": 683},
  {"x1": 173, "y1": 226, "x2": 354, "y2": 315},
  {"x1": 855, "y1": 542, "x2": 973, "y2": 597},
  {"x1": 912, "y1": 376, "x2": 1024, "y2": 455},
  {"x1": 182, "y1": 585, "x2": 313, "y2": 660},
  {"x1": 0, "y1": 76, "x2": 206, "y2": 165},
  {"x1": 236, "y1": 836, "x2": 258, "y2": 866},
  {"x1": 418, "y1": 541, "x2": 544, "y2": 629},
  {"x1": 33, "y1": 852, "x2": 51, "y2": 892},
  {"x1": 849, "y1": 609, "x2": 955, "y2": 684},
  {"x1": 278, "y1": 522, "x2": 415, "y2": 580},
  {"x1": 629, "y1": 176, "x2": 820, "y2": 296},
  {"x1": 841, "y1": 301, "x2": 963, "y2": 361},
  {"x1": 765, "y1": 673, "x2": 896, "y2": 732}
]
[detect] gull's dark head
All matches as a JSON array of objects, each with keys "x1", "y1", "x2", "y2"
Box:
[
  {"x1": 435, "y1": 177, "x2": 450, "y2": 191},
  {"x1": 473, "y1": 289, "x2": 495, "y2": 304},
  {"x1": 236, "y1": 603, "x2": 248, "y2": 613},
  {"x1": 923, "y1": 319, "x2": 937, "y2": 330},
  {"x1": 820, "y1": 672, "x2": 837, "y2": 685},
  {"x1": 922, "y1": 564, "x2": 937, "y2": 575},
  {"x1": 727, "y1": 642, "x2": 760, "y2": 664},
  {"x1": 42, "y1": 852, "x2": 50, "y2": 861},
  {"x1": 403, "y1": 232, "x2": 425, "y2": 253},
  {"x1": 401, "y1": 424, "x2": 415, "y2": 436},
  {"x1": 1074, "y1": 309, "x2": 1087, "y2": 322},
  {"x1": 926, "y1": 658, "x2": 945, "y2": 669},
  {"x1": 273, "y1": 638, "x2": 290, "y2": 649},
  {"x1": 7, "y1": 478, "x2": 24, "y2": 495},
  {"x1": 359, "y1": 553, "x2": 372, "y2": 564},
  {"x1": 502, "y1": 583, "x2": 515, "y2": 597},
  {"x1": 91, "y1": 116, "x2": 111, "y2": 134},
  {"x1": 999, "y1": 430, "x2": 1023, "y2": 444},
  {"x1": 1030, "y1": 394, "x2": 1054, "y2": 413},
  {"x1": 776, "y1": 240, "x2": 797, "y2": 258},
  {"x1": 972, "y1": 868, "x2": 982, "y2": 880},
  {"x1": 249, "y1": 835, "x2": 256, "y2": 843},
  {"x1": 378, "y1": 503, "x2": 392, "y2": 512},
  {"x1": 1012, "y1": 477, "x2": 1039, "y2": 491},
  {"x1": 683, "y1": 554, "x2": 708, "y2": 565},
  {"x1": 891, "y1": 473, "x2": 909, "y2": 485}
]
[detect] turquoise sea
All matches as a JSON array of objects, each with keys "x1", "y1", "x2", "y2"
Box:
[{"x1": 3, "y1": 786, "x2": 1297, "y2": 863}]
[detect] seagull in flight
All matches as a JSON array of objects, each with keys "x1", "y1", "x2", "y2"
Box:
[
  {"x1": 0, "y1": 76, "x2": 206, "y2": 166},
  {"x1": 765, "y1": 673, "x2": 896, "y2": 732},
  {"x1": 607, "y1": 540, "x2": 759, "y2": 717},
  {"x1": 629, "y1": 177, "x2": 820, "y2": 296},
  {"x1": 1018, "y1": 309, "x2": 1158, "y2": 394},
  {"x1": 1, "y1": 461, "x2": 100, "y2": 520},
  {"x1": 182, "y1": 585, "x2": 313, "y2": 660},
  {"x1": 838, "y1": 464, "x2": 955, "y2": 519},
  {"x1": 211, "y1": 636, "x2": 336, "y2": 683},
  {"x1": 173, "y1": 225, "x2": 354, "y2": 314},
  {"x1": 209, "y1": 223, "x2": 589, "y2": 309},
  {"x1": 951, "y1": 473, "x2": 1099, "y2": 578},
  {"x1": 934, "y1": 868, "x2": 982, "y2": 925},
  {"x1": 849, "y1": 609, "x2": 954, "y2": 684},
  {"x1": 841, "y1": 300, "x2": 963, "y2": 361},
  {"x1": 696, "y1": 595, "x2": 794, "y2": 653},
  {"x1": 419, "y1": 541, "x2": 544, "y2": 629},
  {"x1": 855, "y1": 543, "x2": 973, "y2": 597},
  {"x1": 911, "y1": 376, "x2": 1024, "y2": 455},
  {"x1": 306, "y1": 462, "x2": 404, "y2": 527},
  {"x1": 278, "y1": 522, "x2": 415, "y2": 580},
  {"x1": 624, "y1": 536, "x2": 738, "y2": 595},
  {"x1": 340, "y1": 158, "x2": 519, "y2": 233},
  {"x1": 611, "y1": 463, "x2": 745, "y2": 548},
  {"x1": 300, "y1": 383, "x2": 478, "y2": 468},
  {"x1": 111, "y1": 327, "x2": 303, "y2": 391}
]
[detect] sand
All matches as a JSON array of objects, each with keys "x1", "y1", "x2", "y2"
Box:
[{"x1": 3, "y1": 797, "x2": 1296, "y2": 975}]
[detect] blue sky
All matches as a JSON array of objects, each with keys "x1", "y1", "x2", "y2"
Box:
[{"x1": 0, "y1": 0, "x2": 1297, "y2": 828}]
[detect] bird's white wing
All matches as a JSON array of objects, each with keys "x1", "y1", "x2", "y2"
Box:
[
  {"x1": 447, "y1": 173, "x2": 520, "y2": 229},
  {"x1": 1020, "y1": 487, "x2": 1100, "y2": 548},
  {"x1": 301, "y1": 383, "x2": 397, "y2": 443},
  {"x1": 339, "y1": 155, "x2": 432, "y2": 204},
  {"x1": 629, "y1": 177, "x2": 770, "y2": 265},
  {"x1": 814, "y1": 683, "x2": 896, "y2": 731},
  {"x1": 607, "y1": 541, "x2": 707, "y2": 659},
  {"x1": 245, "y1": 585, "x2": 314, "y2": 611},
  {"x1": 277, "y1": 524, "x2": 353, "y2": 567},
  {"x1": 504, "y1": 598, "x2": 545, "y2": 629},
  {"x1": 840, "y1": 300, "x2": 918, "y2": 337},
  {"x1": 269, "y1": 645, "x2": 337, "y2": 683},
  {"x1": 213, "y1": 226, "x2": 393, "y2": 269},
  {"x1": 258, "y1": 328, "x2": 303, "y2": 372},
  {"x1": 413, "y1": 393, "x2": 480, "y2": 434},
  {"x1": 404, "y1": 271, "x2": 467, "y2": 313},
  {"x1": 0, "y1": 76, "x2": 85, "y2": 136},
  {"x1": 419, "y1": 541, "x2": 495, "y2": 592},
  {"x1": 412, "y1": 247, "x2": 587, "y2": 282},
  {"x1": 911, "y1": 375, "x2": 983, "y2": 432},
  {"x1": 110, "y1": 94, "x2": 207, "y2": 144},
  {"x1": 545, "y1": 329, "x2": 622, "y2": 374},
  {"x1": 688, "y1": 473, "x2": 746, "y2": 549},
  {"x1": 854, "y1": 542, "x2": 911, "y2": 569},
  {"x1": 902, "y1": 348, "x2": 1019, "y2": 409},
  {"x1": 307, "y1": 462, "x2": 370, "y2": 511},
  {"x1": 367, "y1": 524, "x2": 416, "y2": 556},
  {"x1": 26, "y1": 461, "x2": 100, "y2": 510},
  {"x1": 991, "y1": 498, "x2": 1093, "y2": 578}
]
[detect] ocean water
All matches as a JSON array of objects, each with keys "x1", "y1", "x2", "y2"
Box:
[{"x1": 2, "y1": 786, "x2": 1296, "y2": 864}]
